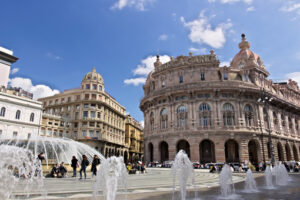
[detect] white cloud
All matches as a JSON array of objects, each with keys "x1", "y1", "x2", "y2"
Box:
[
  {"x1": 139, "y1": 120, "x2": 144, "y2": 128},
  {"x1": 10, "y1": 68, "x2": 19, "y2": 75},
  {"x1": 246, "y1": 6, "x2": 255, "y2": 12},
  {"x1": 124, "y1": 77, "x2": 146, "y2": 86},
  {"x1": 158, "y1": 34, "x2": 168, "y2": 41},
  {"x1": 208, "y1": 0, "x2": 252, "y2": 4},
  {"x1": 9, "y1": 77, "x2": 59, "y2": 100},
  {"x1": 281, "y1": 2, "x2": 300, "y2": 13},
  {"x1": 181, "y1": 13, "x2": 233, "y2": 49},
  {"x1": 189, "y1": 47, "x2": 207, "y2": 54},
  {"x1": 220, "y1": 61, "x2": 230, "y2": 67},
  {"x1": 111, "y1": 0, "x2": 155, "y2": 11},
  {"x1": 124, "y1": 55, "x2": 170, "y2": 86},
  {"x1": 46, "y1": 52, "x2": 62, "y2": 60},
  {"x1": 286, "y1": 72, "x2": 300, "y2": 85}
]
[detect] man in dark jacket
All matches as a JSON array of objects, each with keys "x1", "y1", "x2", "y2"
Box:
[
  {"x1": 91, "y1": 155, "x2": 100, "y2": 177},
  {"x1": 71, "y1": 156, "x2": 78, "y2": 177},
  {"x1": 80, "y1": 155, "x2": 89, "y2": 179}
]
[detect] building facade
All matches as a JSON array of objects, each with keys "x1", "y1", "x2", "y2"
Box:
[
  {"x1": 39, "y1": 68, "x2": 127, "y2": 157},
  {"x1": 125, "y1": 115, "x2": 144, "y2": 163},
  {"x1": 140, "y1": 35, "x2": 300, "y2": 165},
  {"x1": 0, "y1": 47, "x2": 43, "y2": 141}
]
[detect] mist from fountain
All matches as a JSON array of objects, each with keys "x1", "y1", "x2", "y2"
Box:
[
  {"x1": 264, "y1": 165, "x2": 274, "y2": 189},
  {"x1": 218, "y1": 164, "x2": 237, "y2": 199},
  {"x1": 171, "y1": 150, "x2": 195, "y2": 200},
  {"x1": 0, "y1": 136, "x2": 105, "y2": 168},
  {"x1": 244, "y1": 168, "x2": 258, "y2": 192},
  {"x1": 93, "y1": 156, "x2": 128, "y2": 200},
  {"x1": 0, "y1": 145, "x2": 44, "y2": 200},
  {"x1": 273, "y1": 163, "x2": 290, "y2": 186}
]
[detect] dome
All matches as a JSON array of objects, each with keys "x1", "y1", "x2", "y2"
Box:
[
  {"x1": 230, "y1": 34, "x2": 265, "y2": 69},
  {"x1": 82, "y1": 67, "x2": 104, "y2": 84}
]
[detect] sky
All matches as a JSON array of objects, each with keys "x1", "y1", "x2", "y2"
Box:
[{"x1": 1, "y1": 0, "x2": 300, "y2": 124}]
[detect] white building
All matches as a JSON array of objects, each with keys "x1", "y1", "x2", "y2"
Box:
[{"x1": 0, "y1": 46, "x2": 43, "y2": 140}]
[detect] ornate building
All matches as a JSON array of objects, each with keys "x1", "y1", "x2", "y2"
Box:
[
  {"x1": 39, "y1": 68, "x2": 127, "y2": 157},
  {"x1": 125, "y1": 115, "x2": 144, "y2": 163},
  {"x1": 140, "y1": 34, "x2": 300, "y2": 165}
]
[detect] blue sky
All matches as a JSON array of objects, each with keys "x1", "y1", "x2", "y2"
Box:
[{"x1": 1, "y1": 0, "x2": 300, "y2": 124}]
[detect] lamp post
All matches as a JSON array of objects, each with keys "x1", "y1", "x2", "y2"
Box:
[{"x1": 258, "y1": 88, "x2": 275, "y2": 165}]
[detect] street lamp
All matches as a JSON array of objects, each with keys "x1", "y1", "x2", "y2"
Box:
[{"x1": 257, "y1": 88, "x2": 275, "y2": 165}]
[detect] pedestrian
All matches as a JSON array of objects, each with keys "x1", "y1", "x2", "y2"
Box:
[
  {"x1": 71, "y1": 156, "x2": 79, "y2": 177},
  {"x1": 91, "y1": 155, "x2": 100, "y2": 177},
  {"x1": 80, "y1": 155, "x2": 89, "y2": 179},
  {"x1": 58, "y1": 162, "x2": 68, "y2": 178},
  {"x1": 50, "y1": 164, "x2": 59, "y2": 178}
]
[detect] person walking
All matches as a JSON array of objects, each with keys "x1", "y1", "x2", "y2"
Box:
[
  {"x1": 71, "y1": 156, "x2": 78, "y2": 177},
  {"x1": 91, "y1": 155, "x2": 100, "y2": 177},
  {"x1": 79, "y1": 155, "x2": 89, "y2": 179}
]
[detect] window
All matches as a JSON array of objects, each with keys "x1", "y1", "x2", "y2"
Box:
[
  {"x1": 93, "y1": 84, "x2": 97, "y2": 90},
  {"x1": 97, "y1": 112, "x2": 101, "y2": 118},
  {"x1": 61, "y1": 98, "x2": 65, "y2": 103},
  {"x1": 224, "y1": 73, "x2": 228, "y2": 80},
  {"x1": 289, "y1": 117, "x2": 293, "y2": 132},
  {"x1": 75, "y1": 112, "x2": 79, "y2": 120},
  {"x1": 160, "y1": 108, "x2": 168, "y2": 129},
  {"x1": 91, "y1": 111, "x2": 96, "y2": 118},
  {"x1": 85, "y1": 94, "x2": 89, "y2": 100},
  {"x1": 28, "y1": 133, "x2": 31, "y2": 139},
  {"x1": 161, "y1": 80, "x2": 165, "y2": 88},
  {"x1": 47, "y1": 130, "x2": 52, "y2": 136},
  {"x1": 74, "y1": 122, "x2": 78, "y2": 128},
  {"x1": 199, "y1": 103, "x2": 211, "y2": 127},
  {"x1": 82, "y1": 130, "x2": 87, "y2": 137},
  {"x1": 99, "y1": 85, "x2": 102, "y2": 91},
  {"x1": 76, "y1": 95, "x2": 81, "y2": 100},
  {"x1": 30, "y1": 113, "x2": 34, "y2": 122},
  {"x1": 54, "y1": 131, "x2": 57, "y2": 137},
  {"x1": 13, "y1": 131, "x2": 18, "y2": 138},
  {"x1": 201, "y1": 72, "x2": 205, "y2": 81},
  {"x1": 179, "y1": 76, "x2": 183, "y2": 83},
  {"x1": 244, "y1": 104, "x2": 253, "y2": 127},
  {"x1": 68, "y1": 97, "x2": 71, "y2": 102},
  {"x1": 83, "y1": 111, "x2": 88, "y2": 118},
  {"x1": 85, "y1": 84, "x2": 90, "y2": 89},
  {"x1": 281, "y1": 114, "x2": 286, "y2": 129},
  {"x1": 89, "y1": 130, "x2": 94, "y2": 137},
  {"x1": 150, "y1": 112, "x2": 154, "y2": 131},
  {"x1": 273, "y1": 112, "x2": 278, "y2": 129},
  {"x1": 223, "y1": 103, "x2": 235, "y2": 126},
  {"x1": 84, "y1": 104, "x2": 89, "y2": 108},
  {"x1": 67, "y1": 106, "x2": 70, "y2": 111},
  {"x1": 177, "y1": 105, "x2": 187, "y2": 128},
  {"x1": 0, "y1": 107, "x2": 5, "y2": 117},
  {"x1": 16, "y1": 110, "x2": 21, "y2": 119}
]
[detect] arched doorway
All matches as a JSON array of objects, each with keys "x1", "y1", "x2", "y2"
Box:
[
  {"x1": 177, "y1": 140, "x2": 190, "y2": 158},
  {"x1": 148, "y1": 143, "x2": 154, "y2": 162},
  {"x1": 277, "y1": 142, "x2": 284, "y2": 161},
  {"x1": 294, "y1": 145, "x2": 299, "y2": 161},
  {"x1": 199, "y1": 140, "x2": 215, "y2": 164},
  {"x1": 248, "y1": 140, "x2": 259, "y2": 165},
  {"x1": 159, "y1": 141, "x2": 169, "y2": 162},
  {"x1": 285, "y1": 143, "x2": 291, "y2": 161},
  {"x1": 225, "y1": 139, "x2": 239, "y2": 163}
]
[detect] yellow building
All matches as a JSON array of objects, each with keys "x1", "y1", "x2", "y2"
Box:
[
  {"x1": 38, "y1": 68, "x2": 127, "y2": 157},
  {"x1": 40, "y1": 113, "x2": 68, "y2": 138},
  {"x1": 125, "y1": 115, "x2": 144, "y2": 163}
]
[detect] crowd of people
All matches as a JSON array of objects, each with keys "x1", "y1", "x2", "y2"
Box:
[{"x1": 126, "y1": 162, "x2": 146, "y2": 174}]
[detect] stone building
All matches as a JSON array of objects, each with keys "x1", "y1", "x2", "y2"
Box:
[
  {"x1": 39, "y1": 68, "x2": 127, "y2": 157},
  {"x1": 0, "y1": 47, "x2": 43, "y2": 140},
  {"x1": 40, "y1": 113, "x2": 68, "y2": 138},
  {"x1": 140, "y1": 34, "x2": 300, "y2": 165},
  {"x1": 125, "y1": 115, "x2": 144, "y2": 163}
]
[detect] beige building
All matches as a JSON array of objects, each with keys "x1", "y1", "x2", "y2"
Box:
[
  {"x1": 125, "y1": 115, "x2": 144, "y2": 163},
  {"x1": 140, "y1": 34, "x2": 300, "y2": 165},
  {"x1": 40, "y1": 113, "x2": 68, "y2": 138},
  {"x1": 39, "y1": 68, "x2": 127, "y2": 157}
]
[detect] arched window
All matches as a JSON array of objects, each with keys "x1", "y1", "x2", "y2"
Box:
[
  {"x1": 150, "y1": 112, "x2": 154, "y2": 131},
  {"x1": 199, "y1": 103, "x2": 211, "y2": 127},
  {"x1": 30, "y1": 113, "x2": 35, "y2": 122},
  {"x1": 223, "y1": 103, "x2": 235, "y2": 126},
  {"x1": 15, "y1": 110, "x2": 21, "y2": 120},
  {"x1": 288, "y1": 117, "x2": 293, "y2": 133},
  {"x1": 281, "y1": 114, "x2": 286, "y2": 130},
  {"x1": 244, "y1": 104, "x2": 253, "y2": 126},
  {"x1": 263, "y1": 108, "x2": 269, "y2": 129},
  {"x1": 0, "y1": 107, "x2": 5, "y2": 117},
  {"x1": 160, "y1": 108, "x2": 168, "y2": 129},
  {"x1": 273, "y1": 112, "x2": 278, "y2": 130},
  {"x1": 177, "y1": 105, "x2": 187, "y2": 128}
]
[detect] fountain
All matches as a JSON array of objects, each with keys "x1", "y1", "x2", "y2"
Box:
[
  {"x1": 264, "y1": 165, "x2": 274, "y2": 189},
  {"x1": 0, "y1": 145, "x2": 44, "y2": 200},
  {"x1": 171, "y1": 150, "x2": 195, "y2": 200},
  {"x1": 244, "y1": 168, "x2": 258, "y2": 192},
  {"x1": 218, "y1": 164, "x2": 237, "y2": 199},
  {"x1": 0, "y1": 136, "x2": 105, "y2": 168},
  {"x1": 93, "y1": 156, "x2": 128, "y2": 200},
  {"x1": 273, "y1": 163, "x2": 290, "y2": 186}
]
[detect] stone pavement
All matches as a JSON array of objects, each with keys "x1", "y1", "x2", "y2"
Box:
[{"x1": 11, "y1": 168, "x2": 246, "y2": 200}]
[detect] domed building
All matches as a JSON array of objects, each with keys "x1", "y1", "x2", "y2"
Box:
[
  {"x1": 39, "y1": 68, "x2": 128, "y2": 158},
  {"x1": 140, "y1": 34, "x2": 300, "y2": 165}
]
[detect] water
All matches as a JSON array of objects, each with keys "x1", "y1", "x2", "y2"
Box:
[
  {"x1": 0, "y1": 136, "x2": 105, "y2": 168},
  {"x1": 93, "y1": 156, "x2": 128, "y2": 200},
  {"x1": 244, "y1": 169, "x2": 258, "y2": 192},
  {"x1": 0, "y1": 145, "x2": 44, "y2": 200},
  {"x1": 264, "y1": 166, "x2": 274, "y2": 189},
  {"x1": 273, "y1": 163, "x2": 290, "y2": 186},
  {"x1": 171, "y1": 150, "x2": 195, "y2": 200},
  {"x1": 219, "y1": 164, "x2": 237, "y2": 199}
]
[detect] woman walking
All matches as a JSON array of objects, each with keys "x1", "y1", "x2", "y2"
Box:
[
  {"x1": 91, "y1": 155, "x2": 100, "y2": 177},
  {"x1": 79, "y1": 155, "x2": 89, "y2": 179},
  {"x1": 71, "y1": 156, "x2": 78, "y2": 177}
]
